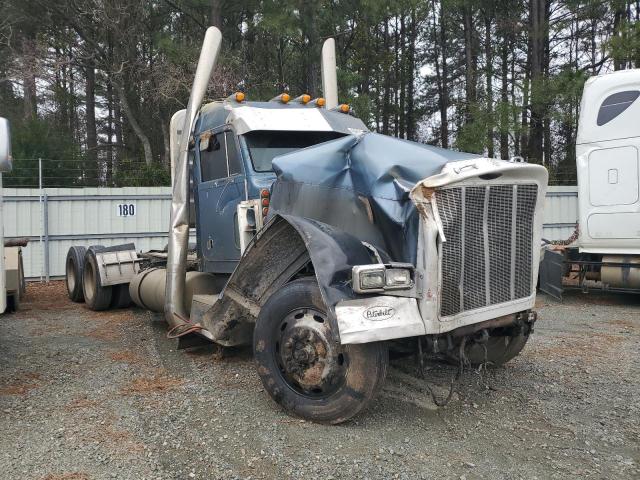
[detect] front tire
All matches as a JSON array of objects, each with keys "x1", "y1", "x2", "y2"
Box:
[{"x1": 253, "y1": 278, "x2": 388, "y2": 424}]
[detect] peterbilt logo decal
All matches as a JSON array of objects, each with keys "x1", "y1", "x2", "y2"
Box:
[{"x1": 363, "y1": 306, "x2": 395, "y2": 321}]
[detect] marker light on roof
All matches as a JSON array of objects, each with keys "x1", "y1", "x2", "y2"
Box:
[
  {"x1": 293, "y1": 94, "x2": 312, "y2": 104},
  {"x1": 234, "y1": 92, "x2": 245, "y2": 102},
  {"x1": 308, "y1": 97, "x2": 326, "y2": 108},
  {"x1": 270, "y1": 93, "x2": 291, "y2": 104},
  {"x1": 329, "y1": 103, "x2": 350, "y2": 113}
]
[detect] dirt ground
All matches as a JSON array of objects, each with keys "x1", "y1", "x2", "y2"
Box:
[{"x1": 0, "y1": 281, "x2": 638, "y2": 480}]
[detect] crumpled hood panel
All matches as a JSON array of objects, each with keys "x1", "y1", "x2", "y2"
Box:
[{"x1": 270, "y1": 132, "x2": 478, "y2": 264}]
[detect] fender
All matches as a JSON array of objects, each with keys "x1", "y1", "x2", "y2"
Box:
[{"x1": 199, "y1": 214, "x2": 378, "y2": 346}]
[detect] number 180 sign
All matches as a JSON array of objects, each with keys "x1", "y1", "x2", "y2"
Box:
[{"x1": 117, "y1": 203, "x2": 136, "y2": 217}]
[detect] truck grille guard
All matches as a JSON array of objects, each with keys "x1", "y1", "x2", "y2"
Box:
[
  {"x1": 436, "y1": 184, "x2": 538, "y2": 317},
  {"x1": 410, "y1": 158, "x2": 548, "y2": 329}
]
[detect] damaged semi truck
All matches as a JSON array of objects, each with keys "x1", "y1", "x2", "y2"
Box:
[{"x1": 66, "y1": 28, "x2": 548, "y2": 424}]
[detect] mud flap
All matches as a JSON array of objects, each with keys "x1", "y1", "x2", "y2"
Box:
[
  {"x1": 539, "y1": 249, "x2": 564, "y2": 300},
  {"x1": 177, "y1": 333, "x2": 212, "y2": 350}
]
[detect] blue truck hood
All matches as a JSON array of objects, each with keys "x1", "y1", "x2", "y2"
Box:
[{"x1": 269, "y1": 132, "x2": 479, "y2": 264}]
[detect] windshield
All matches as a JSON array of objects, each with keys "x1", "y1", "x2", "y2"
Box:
[{"x1": 244, "y1": 130, "x2": 345, "y2": 172}]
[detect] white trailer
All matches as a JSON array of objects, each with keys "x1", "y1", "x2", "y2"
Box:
[
  {"x1": 540, "y1": 70, "x2": 640, "y2": 297},
  {"x1": 0, "y1": 118, "x2": 25, "y2": 311}
]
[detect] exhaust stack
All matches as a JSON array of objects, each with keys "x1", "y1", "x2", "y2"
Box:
[
  {"x1": 165, "y1": 27, "x2": 222, "y2": 331},
  {"x1": 321, "y1": 38, "x2": 339, "y2": 110}
]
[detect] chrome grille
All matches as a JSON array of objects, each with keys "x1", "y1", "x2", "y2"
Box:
[{"x1": 436, "y1": 184, "x2": 538, "y2": 317}]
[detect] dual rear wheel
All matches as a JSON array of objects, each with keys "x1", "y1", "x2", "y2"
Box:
[{"x1": 65, "y1": 245, "x2": 130, "y2": 310}]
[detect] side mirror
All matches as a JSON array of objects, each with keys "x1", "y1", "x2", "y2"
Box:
[{"x1": 0, "y1": 117, "x2": 12, "y2": 172}]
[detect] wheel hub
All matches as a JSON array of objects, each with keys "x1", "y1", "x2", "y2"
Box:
[{"x1": 276, "y1": 308, "x2": 346, "y2": 397}]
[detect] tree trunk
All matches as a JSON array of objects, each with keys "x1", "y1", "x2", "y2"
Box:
[
  {"x1": 21, "y1": 30, "x2": 38, "y2": 121},
  {"x1": 381, "y1": 19, "x2": 391, "y2": 135},
  {"x1": 484, "y1": 12, "x2": 494, "y2": 158},
  {"x1": 160, "y1": 109, "x2": 171, "y2": 168},
  {"x1": 114, "y1": 81, "x2": 153, "y2": 166},
  {"x1": 613, "y1": 2, "x2": 626, "y2": 70},
  {"x1": 68, "y1": 45, "x2": 77, "y2": 143},
  {"x1": 436, "y1": 2, "x2": 449, "y2": 148},
  {"x1": 520, "y1": 50, "x2": 530, "y2": 160},
  {"x1": 511, "y1": 46, "x2": 520, "y2": 156},
  {"x1": 398, "y1": 15, "x2": 406, "y2": 139},
  {"x1": 405, "y1": 9, "x2": 417, "y2": 141},
  {"x1": 85, "y1": 63, "x2": 98, "y2": 164},
  {"x1": 463, "y1": 4, "x2": 477, "y2": 126},
  {"x1": 300, "y1": 0, "x2": 320, "y2": 95},
  {"x1": 210, "y1": 0, "x2": 222, "y2": 28},
  {"x1": 526, "y1": 0, "x2": 547, "y2": 164},
  {"x1": 499, "y1": 37, "x2": 509, "y2": 159},
  {"x1": 106, "y1": 79, "x2": 114, "y2": 184}
]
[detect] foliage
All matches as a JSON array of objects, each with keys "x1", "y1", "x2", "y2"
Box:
[
  {"x1": 112, "y1": 160, "x2": 172, "y2": 187},
  {"x1": 1, "y1": 0, "x2": 638, "y2": 187}
]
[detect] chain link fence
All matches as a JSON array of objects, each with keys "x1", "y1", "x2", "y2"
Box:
[{"x1": 4, "y1": 158, "x2": 171, "y2": 188}]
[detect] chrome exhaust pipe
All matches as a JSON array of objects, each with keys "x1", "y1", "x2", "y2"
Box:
[
  {"x1": 321, "y1": 38, "x2": 338, "y2": 110},
  {"x1": 165, "y1": 27, "x2": 222, "y2": 330}
]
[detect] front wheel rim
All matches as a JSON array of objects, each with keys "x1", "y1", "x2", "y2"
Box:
[{"x1": 274, "y1": 308, "x2": 347, "y2": 398}]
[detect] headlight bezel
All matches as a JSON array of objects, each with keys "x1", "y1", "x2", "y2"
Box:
[{"x1": 352, "y1": 263, "x2": 415, "y2": 294}]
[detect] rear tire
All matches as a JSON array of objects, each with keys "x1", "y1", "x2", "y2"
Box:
[
  {"x1": 6, "y1": 293, "x2": 19, "y2": 312},
  {"x1": 253, "y1": 278, "x2": 388, "y2": 424},
  {"x1": 7, "y1": 250, "x2": 24, "y2": 312},
  {"x1": 110, "y1": 284, "x2": 131, "y2": 309},
  {"x1": 65, "y1": 246, "x2": 86, "y2": 302},
  {"x1": 82, "y1": 249, "x2": 112, "y2": 311}
]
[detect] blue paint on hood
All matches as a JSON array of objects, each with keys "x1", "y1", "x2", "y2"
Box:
[{"x1": 269, "y1": 132, "x2": 479, "y2": 264}]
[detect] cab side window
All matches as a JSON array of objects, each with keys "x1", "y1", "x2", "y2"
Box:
[
  {"x1": 226, "y1": 132, "x2": 243, "y2": 176},
  {"x1": 200, "y1": 131, "x2": 243, "y2": 181},
  {"x1": 201, "y1": 133, "x2": 227, "y2": 181}
]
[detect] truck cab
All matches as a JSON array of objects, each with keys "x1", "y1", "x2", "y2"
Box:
[
  {"x1": 540, "y1": 69, "x2": 640, "y2": 297},
  {"x1": 577, "y1": 70, "x2": 640, "y2": 254},
  {"x1": 186, "y1": 98, "x2": 366, "y2": 273}
]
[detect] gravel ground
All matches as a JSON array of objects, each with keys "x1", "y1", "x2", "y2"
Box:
[{"x1": 0, "y1": 281, "x2": 638, "y2": 480}]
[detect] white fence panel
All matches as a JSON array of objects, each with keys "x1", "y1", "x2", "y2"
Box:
[
  {"x1": 543, "y1": 186, "x2": 578, "y2": 242},
  {"x1": 3, "y1": 185, "x2": 579, "y2": 280},
  {"x1": 4, "y1": 187, "x2": 174, "y2": 279}
]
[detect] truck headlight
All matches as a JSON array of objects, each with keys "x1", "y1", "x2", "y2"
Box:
[
  {"x1": 352, "y1": 264, "x2": 414, "y2": 293},
  {"x1": 385, "y1": 268, "x2": 411, "y2": 288},
  {"x1": 359, "y1": 268, "x2": 386, "y2": 290}
]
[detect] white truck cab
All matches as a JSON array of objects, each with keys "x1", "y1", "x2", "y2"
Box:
[
  {"x1": 0, "y1": 118, "x2": 16, "y2": 312},
  {"x1": 577, "y1": 70, "x2": 640, "y2": 254},
  {"x1": 540, "y1": 70, "x2": 640, "y2": 296}
]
